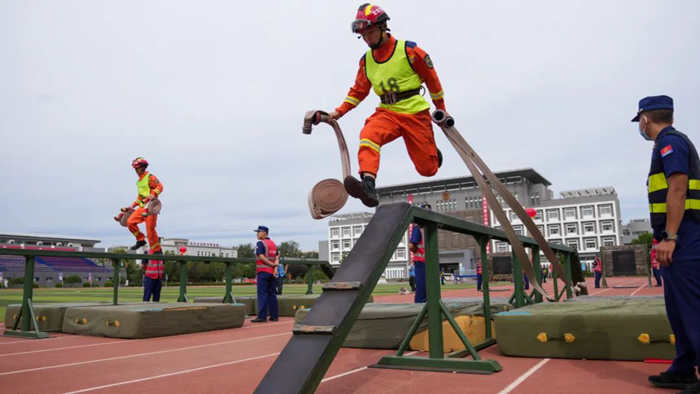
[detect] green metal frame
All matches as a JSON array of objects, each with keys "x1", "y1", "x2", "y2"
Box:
[
  {"x1": 0, "y1": 248, "x2": 331, "y2": 338},
  {"x1": 373, "y1": 207, "x2": 579, "y2": 374}
]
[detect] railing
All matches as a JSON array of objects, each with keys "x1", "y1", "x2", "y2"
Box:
[{"x1": 0, "y1": 247, "x2": 331, "y2": 339}]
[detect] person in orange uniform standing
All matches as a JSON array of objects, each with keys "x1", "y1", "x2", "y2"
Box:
[
  {"x1": 328, "y1": 4, "x2": 448, "y2": 207},
  {"x1": 115, "y1": 157, "x2": 164, "y2": 252}
]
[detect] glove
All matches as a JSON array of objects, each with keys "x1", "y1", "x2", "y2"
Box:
[{"x1": 120, "y1": 207, "x2": 130, "y2": 212}]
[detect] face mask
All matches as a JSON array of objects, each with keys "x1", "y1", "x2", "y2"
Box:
[{"x1": 638, "y1": 117, "x2": 654, "y2": 141}]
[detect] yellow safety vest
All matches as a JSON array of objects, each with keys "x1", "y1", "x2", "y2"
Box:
[
  {"x1": 136, "y1": 173, "x2": 151, "y2": 207},
  {"x1": 365, "y1": 40, "x2": 430, "y2": 114}
]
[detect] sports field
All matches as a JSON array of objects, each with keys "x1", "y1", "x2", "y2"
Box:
[
  {"x1": 0, "y1": 276, "x2": 671, "y2": 394},
  {"x1": 0, "y1": 281, "x2": 495, "y2": 321}
]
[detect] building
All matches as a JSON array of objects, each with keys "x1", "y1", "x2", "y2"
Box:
[
  {"x1": 0, "y1": 233, "x2": 111, "y2": 286},
  {"x1": 161, "y1": 238, "x2": 237, "y2": 258},
  {"x1": 325, "y1": 168, "x2": 623, "y2": 279},
  {"x1": 492, "y1": 187, "x2": 622, "y2": 269},
  {"x1": 621, "y1": 218, "x2": 652, "y2": 244}
]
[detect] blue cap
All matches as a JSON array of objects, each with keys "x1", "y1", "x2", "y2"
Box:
[
  {"x1": 631, "y1": 95, "x2": 673, "y2": 122},
  {"x1": 253, "y1": 225, "x2": 269, "y2": 233}
]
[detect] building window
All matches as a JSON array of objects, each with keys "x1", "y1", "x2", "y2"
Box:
[
  {"x1": 331, "y1": 240, "x2": 340, "y2": 251},
  {"x1": 563, "y1": 207, "x2": 578, "y2": 220},
  {"x1": 396, "y1": 248, "x2": 406, "y2": 259},
  {"x1": 582, "y1": 221, "x2": 596, "y2": 234},
  {"x1": 602, "y1": 236, "x2": 616, "y2": 247},
  {"x1": 549, "y1": 238, "x2": 562, "y2": 245},
  {"x1": 584, "y1": 237, "x2": 597, "y2": 250},
  {"x1": 565, "y1": 223, "x2": 578, "y2": 235},
  {"x1": 546, "y1": 209, "x2": 560, "y2": 221},
  {"x1": 330, "y1": 228, "x2": 340, "y2": 238},
  {"x1": 342, "y1": 227, "x2": 351, "y2": 238},
  {"x1": 547, "y1": 224, "x2": 561, "y2": 237},
  {"x1": 534, "y1": 210, "x2": 543, "y2": 221},
  {"x1": 565, "y1": 238, "x2": 579, "y2": 251},
  {"x1": 331, "y1": 252, "x2": 340, "y2": 262},
  {"x1": 513, "y1": 225, "x2": 524, "y2": 235},
  {"x1": 510, "y1": 211, "x2": 519, "y2": 222},
  {"x1": 353, "y1": 225, "x2": 363, "y2": 236},
  {"x1": 600, "y1": 220, "x2": 615, "y2": 233},
  {"x1": 496, "y1": 242, "x2": 508, "y2": 253},
  {"x1": 536, "y1": 225, "x2": 545, "y2": 235},
  {"x1": 599, "y1": 204, "x2": 613, "y2": 217},
  {"x1": 581, "y1": 205, "x2": 595, "y2": 218},
  {"x1": 342, "y1": 239, "x2": 351, "y2": 249}
]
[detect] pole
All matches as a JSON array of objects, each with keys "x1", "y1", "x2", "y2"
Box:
[
  {"x1": 306, "y1": 264, "x2": 313, "y2": 295},
  {"x1": 223, "y1": 262, "x2": 234, "y2": 303},
  {"x1": 178, "y1": 260, "x2": 188, "y2": 302},
  {"x1": 111, "y1": 259, "x2": 120, "y2": 305},
  {"x1": 532, "y1": 247, "x2": 543, "y2": 303},
  {"x1": 424, "y1": 223, "x2": 444, "y2": 359},
  {"x1": 21, "y1": 256, "x2": 36, "y2": 331},
  {"x1": 478, "y1": 237, "x2": 492, "y2": 340}
]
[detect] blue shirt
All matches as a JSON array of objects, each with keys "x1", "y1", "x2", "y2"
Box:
[
  {"x1": 652, "y1": 127, "x2": 700, "y2": 262},
  {"x1": 255, "y1": 239, "x2": 267, "y2": 256},
  {"x1": 277, "y1": 263, "x2": 285, "y2": 276},
  {"x1": 410, "y1": 226, "x2": 422, "y2": 244},
  {"x1": 409, "y1": 266, "x2": 415, "y2": 277}
]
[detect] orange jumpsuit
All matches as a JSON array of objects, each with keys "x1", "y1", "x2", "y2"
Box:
[
  {"x1": 127, "y1": 172, "x2": 163, "y2": 252},
  {"x1": 335, "y1": 35, "x2": 447, "y2": 178}
]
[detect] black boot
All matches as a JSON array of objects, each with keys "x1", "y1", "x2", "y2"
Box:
[
  {"x1": 344, "y1": 175, "x2": 379, "y2": 207},
  {"x1": 649, "y1": 371, "x2": 698, "y2": 389},
  {"x1": 680, "y1": 381, "x2": 700, "y2": 393},
  {"x1": 130, "y1": 240, "x2": 147, "y2": 250},
  {"x1": 437, "y1": 148, "x2": 443, "y2": 168}
]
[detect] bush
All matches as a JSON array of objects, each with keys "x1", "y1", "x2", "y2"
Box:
[
  {"x1": 33, "y1": 283, "x2": 39, "y2": 288},
  {"x1": 55, "y1": 282, "x2": 63, "y2": 288},
  {"x1": 64, "y1": 275, "x2": 82, "y2": 284},
  {"x1": 104, "y1": 281, "x2": 114, "y2": 287},
  {"x1": 9, "y1": 277, "x2": 24, "y2": 285},
  {"x1": 82, "y1": 282, "x2": 91, "y2": 287}
]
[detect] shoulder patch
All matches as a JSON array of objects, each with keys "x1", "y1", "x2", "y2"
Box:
[
  {"x1": 424, "y1": 54, "x2": 434, "y2": 68},
  {"x1": 660, "y1": 144, "x2": 674, "y2": 158},
  {"x1": 405, "y1": 41, "x2": 417, "y2": 48}
]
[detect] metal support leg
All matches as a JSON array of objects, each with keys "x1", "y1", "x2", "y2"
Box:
[
  {"x1": 223, "y1": 262, "x2": 234, "y2": 304},
  {"x1": 111, "y1": 259, "x2": 120, "y2": 305},
  {"x1": 564, "y1": 253, "x2": 573, "y2": 300},
  {"x1": 177, "y1": 260, "x2": 188, "y2": 302},
  {"x1": 478, "y1": 238, "x2": 493, "y2": 340},
  {"x1": 424, "y1": 223, "x2": 444, "y2": 359},
  {"x1": 510, "y1": 251, "x2": 526, "y2": 307},
  {"x1": 532, "y1": 247, "x2": 543, "y2": 303},
  {"x1": 4, "y1": 256, "x2": 49, "y2": 339},
  {"x1": 306, "y1": 265, "x2": 313, "y2": 295}
]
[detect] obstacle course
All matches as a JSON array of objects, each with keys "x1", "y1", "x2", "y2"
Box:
[{"x1": 494, "y1": 296, "x2": 674, "y2": 361}]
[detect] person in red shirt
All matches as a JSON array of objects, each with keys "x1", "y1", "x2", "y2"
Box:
[
  {"x1": 142, "y1": 246, "x2": 164, "y2": 302},
  {"x1": 593, "y1": 256, "x2": 603, "y2": 288},
  {"x1": 328, "y1": 4, "x2": 448, "y2": 207}
]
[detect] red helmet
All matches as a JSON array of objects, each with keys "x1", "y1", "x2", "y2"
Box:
[
  {"x1": 351, "y1": 4, "x2": 390, "y2": 34},
  {"x1": 131, "y1": 156, "x2": 148, "y2": 169}
]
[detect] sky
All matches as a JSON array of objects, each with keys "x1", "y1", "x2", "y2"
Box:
[{"x1": 1, "y1": 1, "x2": 699, "y2": 251}]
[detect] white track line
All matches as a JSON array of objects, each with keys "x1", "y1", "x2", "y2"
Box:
[
  {"x1": 498, "y1": 358, "x2": 550, "y2": 394},
  {"x1": 320, "y1": 351, "x2": 418, "y2": 383},
  {"x1": 630, "y1": 283, "x2": 647, "y2": 296},
  {"x1": 0, "y1": 332, "x2": 290, "y2": 376},
  {"x1": 1, "y1": 340, "x2": 124, "y2": 357},
  {"x1": 0, "y1": 336, "x2": 69, "y2": 346},
  {"x1": 62, "y1": 352, "x2": 280, "y2": 394}
]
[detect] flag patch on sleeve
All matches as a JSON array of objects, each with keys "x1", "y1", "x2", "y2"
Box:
[{"x1": 661, "y1": 145, "x2": 674, "y2": 157}]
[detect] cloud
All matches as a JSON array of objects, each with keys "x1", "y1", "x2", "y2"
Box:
[{"x1": 2, "y1": 1, "x2": 699, "y2": 250}]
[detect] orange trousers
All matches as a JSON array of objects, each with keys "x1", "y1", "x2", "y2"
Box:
[
  {"x1": 358, "y1": 108, "x2": 439, "y2": 177},
  {"x1": 127, "y1": 207, "x2": 161, "y2": 251}
]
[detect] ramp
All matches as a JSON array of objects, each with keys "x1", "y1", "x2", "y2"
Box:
[{"x1": 255, "y1": 203, "x2": 412, "y2": 394}]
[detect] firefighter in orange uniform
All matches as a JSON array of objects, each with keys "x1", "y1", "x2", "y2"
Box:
[
  {"x1": 329, "y1": 4, "x2": 447, "y2": 207},
  {"x1": 116, "y1": 157, "x2": 163, "y2": 252}
]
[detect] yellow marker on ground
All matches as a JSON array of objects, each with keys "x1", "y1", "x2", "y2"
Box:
[
  {"x1": 564, "y1": 333, "x2": 576, "y2": 343},
  {"x1": 537, "y1": 332, "x2": 548, "y2": 343},
  {"x1": 638, "y1": 333, "x2": 651, "y2": 344}
]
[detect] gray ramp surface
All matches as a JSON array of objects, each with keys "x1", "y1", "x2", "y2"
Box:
[{"x1": 255, "y1": 203, "x2": 411, "y2": 394}]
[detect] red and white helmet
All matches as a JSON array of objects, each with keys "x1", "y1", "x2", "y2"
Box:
[
  {"x1": 131, "y1": 156, "x2": 149, "y2": 169},
  {"x1": 351, "y1": 3, "x2": 390, "y2": 34}
]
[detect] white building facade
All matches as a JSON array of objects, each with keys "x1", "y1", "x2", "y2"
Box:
[
  {"x1": 492, "y1": 187, "x2": 622, "y2": 269},
  {"x1": 161, "y1": 238, "x2": 237, "y2": 258}
]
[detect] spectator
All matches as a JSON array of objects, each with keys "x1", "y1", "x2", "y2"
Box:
[
  {"x1": 593, "y1": 256, "x2": 602, "y2": 288},
  {"x1": 274, "y1": 254, "x2": 286, "y2": 295},
  {"x1": 142, "y1": 248, "x2": 164, "y2": 302},
  {"x1": 251, "y1": 225, "x2": 279, "y2": 323}
]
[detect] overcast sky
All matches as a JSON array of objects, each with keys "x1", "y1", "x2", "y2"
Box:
[{"x1": 2, "y1": 1, "x2": 699, "y2": 251}]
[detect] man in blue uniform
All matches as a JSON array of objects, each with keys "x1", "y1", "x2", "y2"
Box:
[
  {"x1": 634, "y1": 96, "x2": 700, "y2": 393},
  {"x1": 409, "y1": 204, "x2": 431, "y2": 303},
  {"x1": 251, "y1": 225, "x2": 280, "y2": 323}
]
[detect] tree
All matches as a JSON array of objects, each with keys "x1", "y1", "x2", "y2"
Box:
[
  {"x1": 631, "y1": 232, "x2": 653, "y2": 250},
  {"x1": 236, "y1": 243, "x2": 256, "y2": 258},
  {"x1": 278, "y1": 241, "x2": 303, "y2": 257},
  {"x1": 302, "y1": 251, "x2": 319, "y2": 259}
]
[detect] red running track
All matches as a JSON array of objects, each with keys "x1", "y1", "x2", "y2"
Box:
[{"x1": 0, "y1": 276, "x2": 668, "y2": 394}]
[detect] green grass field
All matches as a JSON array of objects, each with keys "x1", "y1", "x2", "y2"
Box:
[{"x1": 0, "y1": 281, "x2": 488, "y2": 321}]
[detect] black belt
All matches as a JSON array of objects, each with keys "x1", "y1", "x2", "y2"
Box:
[{"x1": 379, "y1": 88, "x2": 421, "y2": 105}]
